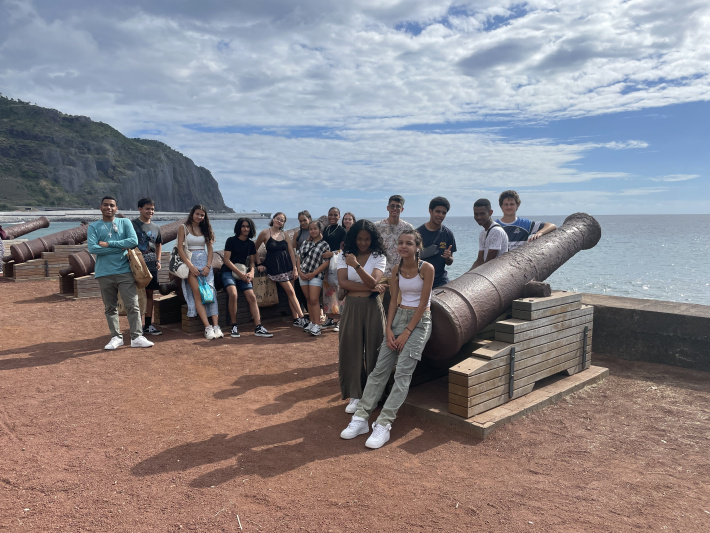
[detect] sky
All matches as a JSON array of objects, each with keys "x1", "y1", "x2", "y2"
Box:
[{"x1": 1, "y1": 0, "x2": 708, "y2": 218}]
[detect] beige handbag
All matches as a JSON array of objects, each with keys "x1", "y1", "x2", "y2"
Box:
[{"x1": 127, "y1": 247, "x2": 153, "y2": 289}]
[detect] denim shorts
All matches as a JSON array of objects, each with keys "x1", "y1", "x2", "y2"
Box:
[
  {"x1": 221, "y1": 270, "x2": 253, "y2": 291},
  {"x1": 299, "y1": 276, "x2": 323, "y2": 288}
]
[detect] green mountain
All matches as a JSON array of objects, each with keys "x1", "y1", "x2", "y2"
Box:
[{"x1": 0, "y1": 95, "x2": 232, "y2": 212}]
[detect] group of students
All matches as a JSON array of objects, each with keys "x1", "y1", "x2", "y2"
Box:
[{"x1": 88, "y1": 189, "x2": 555, "y2": 449}]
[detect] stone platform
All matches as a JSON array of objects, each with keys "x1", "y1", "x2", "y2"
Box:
[{"x1": 402, "y1": 364, "x2": 609, "y2": 440}]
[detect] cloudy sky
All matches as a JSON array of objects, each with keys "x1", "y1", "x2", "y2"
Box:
[{"x1": 1, "y1": 0, "x2": 708, "y2": 217}]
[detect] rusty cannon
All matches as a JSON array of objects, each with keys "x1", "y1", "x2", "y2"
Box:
[
  {"x1": 158, "y1": 251, "x2": 225, "y2": 296},
  {"x1": 58, "y1": 219, "x2": 186, "y2": 277},
  {"x1": 423, "y1": 212, "x2": 601, "y2": 361},
  {"x1": 2, "y1": 217, "x2": 50, "y2": 240},
  {"x1": 10, "y1": 224, "x2": 88, "y2": 264}
]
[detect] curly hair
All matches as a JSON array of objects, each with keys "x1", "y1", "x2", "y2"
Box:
[{"x1": 342, "y1": 219, "x2": 386, "y2": 257}]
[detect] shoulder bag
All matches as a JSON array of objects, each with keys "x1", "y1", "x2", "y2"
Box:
[
  {"x1": 169, "y1": 225, "x2": 192, "y2": 279},
  {"x1": 127, "y1": 247, "x2": 153, "y2": 289}
]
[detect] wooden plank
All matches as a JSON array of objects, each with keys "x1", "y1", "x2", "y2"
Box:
[
  {"x1": 449, "y1": 382, "x2": 536, "y2": 417},
  {"x1": 471, "y1": 340, "x2": 513, "y2": 361},
  {"x1": 450, "y1": 338, "x2": 591, "y2": 394},
  {"x1": 512, "y1": 300, "x2": 583, "y2": 321},
  {"x1": 495, "y1": 313, "x2": 593, "y2": 343},
  {"x1": 513, "y1": 323, "x2": 592, "y2": 352},
  {"x1": 512, "y1": 291, "x2": 581, "y2": 311},
  {"x1": 496, "y1": 305, "x2": 593, "y2": 334}
]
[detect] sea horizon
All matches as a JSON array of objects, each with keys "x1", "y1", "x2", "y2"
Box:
[{"x1": 4, "y1": 214, "x2": 708, "y2": 307}]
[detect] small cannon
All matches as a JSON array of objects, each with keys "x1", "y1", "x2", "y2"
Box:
[
  {"x1": 423, "y1": 213, "x2": 602, "y2": 361},
  {"x1": 10, "y1": 224, "x2": 88, "y2": 263},
  {"x1": 159, "y1": 251, "x2": 225, "y2": 297},
  {"x1": 58, "y1": 219, "x2": 185, "y2": 278},
  {"x1": 2, "y1": 217, "x2": 50, "y2": 240}
]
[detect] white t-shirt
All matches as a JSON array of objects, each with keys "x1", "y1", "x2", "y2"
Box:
[
  {"x1": 337, "y1": 252, "x2": 387, "y2": 284},
  {"x1": 479, "y1": 225, "x2": 508, "y2": 261}
]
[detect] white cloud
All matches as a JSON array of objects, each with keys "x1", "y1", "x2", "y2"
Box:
[
  {"x1": 651, "y1": 174, "x2": 700, "y2": 182},
  {"x1": 0, "y1": 0, "x2": 708, "y2": 214}
]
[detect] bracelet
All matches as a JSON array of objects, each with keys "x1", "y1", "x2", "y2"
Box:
[
  {"x1": 406, "y1": 327, "x2": 413, "y2": 333},
  {"x1": 355, "y1": 264, "x2": 362, "y2": 269}
]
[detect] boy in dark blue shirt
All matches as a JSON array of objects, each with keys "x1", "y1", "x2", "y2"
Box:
[{"x1": 416, "y1": 196, "x2": 456, "y2": 288}]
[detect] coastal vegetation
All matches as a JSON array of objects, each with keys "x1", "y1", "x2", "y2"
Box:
[{"x1": 0, "y1": 94, "x2": 232, "y2": 212}]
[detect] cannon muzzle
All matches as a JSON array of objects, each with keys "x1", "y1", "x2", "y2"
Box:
[
  {"x1": 11, "y1": 224, "x2": 88, "y2": 263},
  {"x1": 2, "y1": 217, "x2": 50, "y2": 240}
]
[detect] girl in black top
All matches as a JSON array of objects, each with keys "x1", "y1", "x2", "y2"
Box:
[{"x1": 255, "y1": 212, "x2": 306, "y2": 327}]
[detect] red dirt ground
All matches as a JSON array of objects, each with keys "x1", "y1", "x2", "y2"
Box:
[{"x1": 1, "y1": 279, "x2": 709, "y2": 532}]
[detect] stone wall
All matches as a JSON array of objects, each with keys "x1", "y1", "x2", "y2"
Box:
[{"x1": 581, "y1": 294, "x2": 710, "y2": 372}]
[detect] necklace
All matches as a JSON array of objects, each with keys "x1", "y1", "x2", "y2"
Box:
[
  {"x1": 103, "y1": 221, "x2": 117, "y2": 238},
  {"x1": 324, "y1": 225, "x2": 339, "y2": 238}
]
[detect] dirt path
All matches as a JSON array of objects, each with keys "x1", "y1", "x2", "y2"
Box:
[{"x1": 1, "y1": 279, "x2": 709, "y2": 532}]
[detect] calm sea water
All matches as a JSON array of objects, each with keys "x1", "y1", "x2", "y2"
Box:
[{"x1": 8, "y1": 214, "x2": 709, "y2": 306}]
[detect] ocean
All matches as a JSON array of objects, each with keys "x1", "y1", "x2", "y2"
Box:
[{"x1": 6, "y1": 214, "x2": 709, "y2": 306}]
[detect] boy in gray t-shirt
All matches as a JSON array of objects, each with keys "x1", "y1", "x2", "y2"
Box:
[{"x1": 132, "y1": 198, "x2": 163, "y2": 336}]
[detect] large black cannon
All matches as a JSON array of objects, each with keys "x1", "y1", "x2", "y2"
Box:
[
  {"x1": 423, "y1": 212, "x2": 601, "y2": 361},
  {"x1": 2, "y1": 217, "x2": 50, "y2": 240}
]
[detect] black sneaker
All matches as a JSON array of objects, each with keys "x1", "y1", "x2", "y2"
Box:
[
  {"x1": 143, "y1": 325, "x2": 163, "y2": 336},
  {"x1": 293, "y1": 318, "x2": 305, "y2": 327},
  {"x1": 254, "y1": 325, "x2": 273, "y2": 338},
  {"x1": 230, "y1": 325, "x2": 240, "y2": 338},
  {"x1": 322, "y1": 318, "x2": 337, "y2": 329},
  {"x1": 302, "y1": 320, "x2": 312, "y2": 332}
]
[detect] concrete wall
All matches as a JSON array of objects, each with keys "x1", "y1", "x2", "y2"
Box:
[{"x1": 581, "y1": 294, "x2": 710, "y2": 372}]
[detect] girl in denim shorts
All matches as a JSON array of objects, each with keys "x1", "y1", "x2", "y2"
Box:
[{"x1": 296, "y1": 220, "x2": 331, "y2": 336}]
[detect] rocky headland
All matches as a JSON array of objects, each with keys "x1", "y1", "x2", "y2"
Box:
[{"x1": 0, "y1": 95, "x2": 232, "y2": 212}]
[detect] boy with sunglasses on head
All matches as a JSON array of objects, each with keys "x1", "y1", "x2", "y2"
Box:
[
  {"x1": 88, "y1": 196, "x2": 154, "y2": 350},
  {"x1": 374, "y1": 195, "x2": 414, "y2": 311}
]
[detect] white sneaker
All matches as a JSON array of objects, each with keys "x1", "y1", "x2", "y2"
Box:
[
  {"x1": 205, "y1": 326, "x2": 216, "y2": 340},
  {"x1": 131, "y1": 335, "x2": 154, "y2": 348},
  {"x1": 345, "y1": 398, "x2": 360, "y2": 414},
  {"x1": 365, "y1": 422, "x2": 391, "y2": 449},
  {"x1": 340, "y1": 416, "x2": 369, "y2": 440},
  {"x1": 104, "y1": 336, "x2": 124, "y2": 350},
  {"x1": 212, "y1": 325, "x2": 224, "y2": 338},
  {"x1": 309, "y1": 324, "x2": 322, "y2": 336}
]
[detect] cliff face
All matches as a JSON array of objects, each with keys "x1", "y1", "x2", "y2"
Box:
[{"x1": 0, "y1": 95, "x2": 233, "y2": 212}]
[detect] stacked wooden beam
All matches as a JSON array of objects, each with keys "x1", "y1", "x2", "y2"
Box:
[
  {"x1": 73, "y1": 275, "x2": 103, "y2": 299},
  {"x1": 2, "y1": 239, "x2": 26, "y2": 276},
  {"x1": 43, "y1": 244, "x2": 88, "y2": 278},
  {"x1": 8, "y1": 258, "x2": 47, "y2": 281},
  {"x1": 154, "y1": 294, "x2": 183, "y2": 325},
  {"x1": 449, "y1": 291, "x2": 593, "y2": 418}
]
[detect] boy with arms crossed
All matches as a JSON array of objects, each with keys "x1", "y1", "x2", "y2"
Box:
[{"x1": 88, "y1": 196, "x2": 154, "y2": 350}]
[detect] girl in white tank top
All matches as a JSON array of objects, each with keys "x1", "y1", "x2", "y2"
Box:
[{"x1": 339, "y1": 229, "x2": 435, "y2": 449}]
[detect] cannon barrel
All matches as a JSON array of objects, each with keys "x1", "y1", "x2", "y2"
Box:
[
  {"x1": 423, "y1": 213, "x2": 601, "y2": 361},
  {"x1": 158, "y1": 219, "x2": 187, "y2": 245},
  {"x1": 11, "y1": 224, "x2": 88, "y2": 263},
  {"x1": 2, "y1": 217, "x2": 50, "y2": 239},
  {"x1": 159, "y1": 251, "x2": 224, "y2": 295},
  {"x1": 58, "y1": 219, "x2": 185, "y2": 277}
]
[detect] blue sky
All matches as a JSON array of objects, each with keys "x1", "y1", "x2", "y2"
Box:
[{"x1": 1, "y1": 0, "x2": 708, "y2": 217}]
